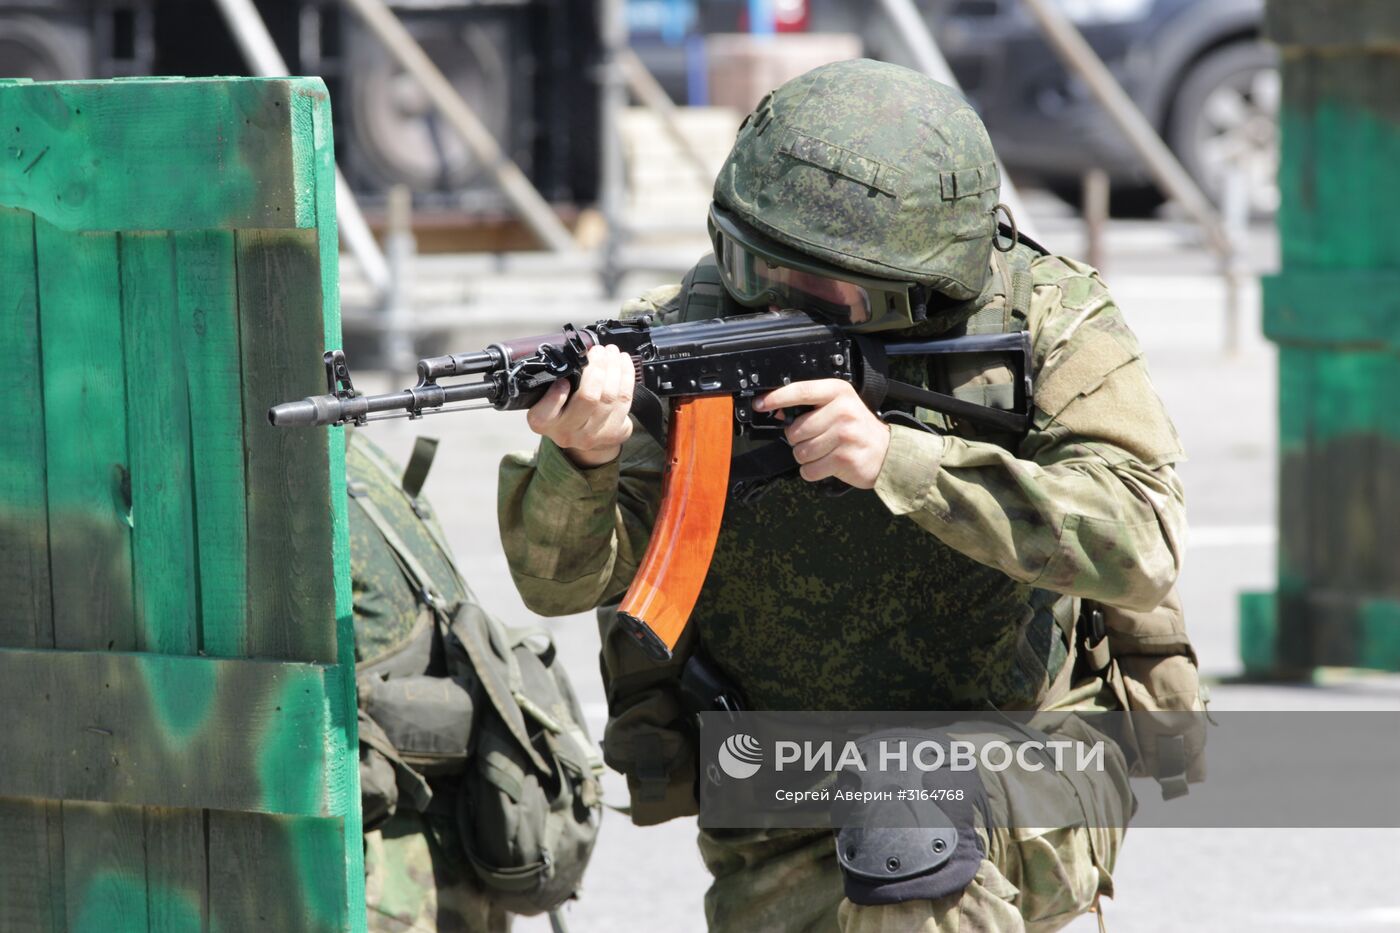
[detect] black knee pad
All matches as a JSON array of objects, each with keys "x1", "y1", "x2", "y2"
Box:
[{"x1": 831, "y1": 730, "x2": 989, "y2": 906}]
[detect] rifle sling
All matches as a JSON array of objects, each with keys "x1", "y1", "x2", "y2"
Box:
[
  {"x1": 629, "y1": 384, "x2": 667, "y2": 447},
  {"x1": 729, "y1": 442, "x2": 801, "y2": 502}
]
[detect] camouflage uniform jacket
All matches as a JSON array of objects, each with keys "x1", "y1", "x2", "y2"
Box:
[{"x1": 497, "y1": 251, "x2": 1186, "y2": 712}]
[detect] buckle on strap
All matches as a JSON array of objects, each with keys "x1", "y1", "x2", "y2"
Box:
[
  {"x1": 1156, "y1": 735, "x2": 1191, "y2": 801},
  {"x1": 1080, "y1": 604, "x2": 1111, "y2": 673}
]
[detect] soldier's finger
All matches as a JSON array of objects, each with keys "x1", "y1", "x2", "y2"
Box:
[
  {"x1": 574, "y1": 346, "x2": 613, "y2": 405},
  {"x1": 754, "y1": 379, "x2": 849, "y2": 412},
  {"x1": 784, "y1": 403, "x2": 843, "y2": 445},
  {"x1": 579, "y1": 403, "x2": 628, "y2": 450},
  {"x1": 613, "y1": 347, "x2": 635, "y2": 404},
  {"x1": 798, "y1": 452, "x2": 840, "y2": 483},
  {"x1": 526, "y1": 378, "x2": 571, "y2": 432},
  {"x1": 553, "y1": 379, "x2": 606, "y2": 438},
  {"x1": 790, "y1": 430, "x2": 841, "y2": 466},
  {"x1": 603, "y1": 406, "x2": 635, "y2": 445}
]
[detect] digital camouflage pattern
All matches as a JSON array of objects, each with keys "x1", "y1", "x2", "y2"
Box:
[
  {"x1": 349, "y1": 434, "x2": 507, "y2": 931},
  {"x1": 497, "y1": 60, "x2": 1183, "y2": 931},
  {"x1": 498, "y1": 249, "x2": 1186, "y2": 711},
  {"x1": 700, "y1": 680, "x2": 1130, "y2": 933},
  {"x1": 348, "y1": 431, "x2": 465, "y2": 666},
  {"x1": 364, "y1": 813, "x2": 510, "y2": 933},
  {"x1": 496, "y1": 246, "x2": 1181, "y2": 927},
  {"x1": 714, "y1": 59, "x2": 1002, "y2": 301}
]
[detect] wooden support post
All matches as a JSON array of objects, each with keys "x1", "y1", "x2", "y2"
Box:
[
  {"x1": 1239, "y1": 0, "x2": 1400, "y2": 677},
  {"x1": 1082, "y1": 167, "x2": 1110, "y2": 273},
  {"x1": 1019, "y1": 0, "x2": 1234, "y2": 261}
]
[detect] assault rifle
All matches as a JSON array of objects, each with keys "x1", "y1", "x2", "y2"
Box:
[{"x1": 270, "y1": 309, "x2": 1031, "y2": 661}]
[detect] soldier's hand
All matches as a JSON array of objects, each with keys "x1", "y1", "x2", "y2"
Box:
[
  {"x1": 754, "y1": 380, "x2": 891, "y2": 489},
  {"x1": 526, "y1": 344, "x2": 635, "y2": 468}
]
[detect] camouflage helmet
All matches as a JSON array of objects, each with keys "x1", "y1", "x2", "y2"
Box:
[{"x1": 713, "y1": 58, "x2": 1001, "y2": 302}]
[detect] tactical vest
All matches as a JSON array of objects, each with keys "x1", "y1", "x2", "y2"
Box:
[
  {"x1": 697, "y1": 242, "x2": 1069, "y2": 711},
  {"x1": 601, "y1": 241, "x2": 1204, "y2": 821}
]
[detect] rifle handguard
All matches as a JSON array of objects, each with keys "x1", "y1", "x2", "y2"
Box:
[{"x1": 617, "y1": 395, "x2": 733, "y2": 661}]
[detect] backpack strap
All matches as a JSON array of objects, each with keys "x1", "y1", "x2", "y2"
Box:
[
  {"x1": 353, "y1": 438, "x2": 465, "y2": 597},
  {"x1": 401, "y1": 435, "x2": 438, "y2": 499},
  {"x1": 357, "y1": 707, "x2": 434, "y2": 811},
  {"x1": 348, "y1": 479, "x2": 453, "y2": 618}
]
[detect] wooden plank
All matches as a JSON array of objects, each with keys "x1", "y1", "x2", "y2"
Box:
[
  {"x1": 236, "y1": 228, "x2": 336, "y2": 664},
  {"x1": 304, "y1": 77, "x2": 367, "y2": 925},
  {"x1": 120, "y1": 232, "x2": 200, "y2": 656},
  {"x1": 0, "y1": 207, "x2": 52, "y2": 650},
  {"x1": 303, "y1": 75, "x2": 355, "y2": 643},
  {"x1": 143, "y1": 808, "x2": 209, "y2": 933},
  {"x1": 174, "y1": 231, "x2": 248, "y2": 658},
  {"x1": 62, "y1": 801, "x2": 148, "y2": 933},
  {"x1": 35, "y1": 219, "x2": 134, "y2": 651},
  {"x1": 36, "y1": 219, "x2": 146, "y2": 931},
  {"x1": 0, "y1": 648, "x2": 347, "y2": 817},
  {"x1": 120, "y1": 232, "x2": 210, "y2": 921},
  {"x1": 208, "y1": 813, "x2": 347, "y2": 933},
  {"x1": 0, "y1": 79, "x2": 314, "y2": 232},
  {"x1": 0, "y1": 797, "x2": 64, "y2": 933}
]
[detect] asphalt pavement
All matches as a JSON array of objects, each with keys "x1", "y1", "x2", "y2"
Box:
[{"x1": 350, "y1": 191, "x2": 1400, "y2": 932}]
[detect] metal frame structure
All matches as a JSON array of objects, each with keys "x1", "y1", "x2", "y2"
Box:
[{"x1": 215, "y1": 0, "x2": 1250, "y2": 355}]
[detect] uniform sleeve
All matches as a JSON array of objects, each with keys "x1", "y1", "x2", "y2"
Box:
[
  {"x1": 495, "y1": 284, "x2": 678, "y2": 616},
  {"x1": 873, "y1": 257, "x2": 1187, "y2": 612},
  {"x1": 498, "y1": 433, "x2": 664, "y2": 616}
]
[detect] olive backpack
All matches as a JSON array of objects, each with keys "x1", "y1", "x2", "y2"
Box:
[{"x1": 348, "y1": 431, "x2": 604, "y2": 917}]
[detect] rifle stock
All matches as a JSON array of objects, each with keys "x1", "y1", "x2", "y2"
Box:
[{"x1": 616, "y1": 395, "x2": 733, "y2": 661}]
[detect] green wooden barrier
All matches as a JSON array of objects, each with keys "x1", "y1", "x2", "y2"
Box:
[
  {"x1": 1240, "y1": 0, "x2": 1400, "y2": 677},
  {"x1": 0, "y1": 77, "x2": 365, "y2": 931}
]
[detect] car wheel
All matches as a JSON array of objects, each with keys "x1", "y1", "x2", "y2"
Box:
[
  {"x1": 343, "y1": 16, "x2": 515, "y2": 194},
  {"x1": 1169, "y1": 40, "x2": 1280, "y2": 217},
  {"x1": 0, "y1": 14, "x2": 90, "y2": 81}
]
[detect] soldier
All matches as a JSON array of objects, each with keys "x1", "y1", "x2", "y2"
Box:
[
  {"x1": 348, "y1": 431, "x2": 512, "y2": 933},
  {"x1": 352, "y1": 426, "x2": 603, "y2": 932},
  {"x1": 499, "y1": 59, "x2": 1186, "y2": 931}
]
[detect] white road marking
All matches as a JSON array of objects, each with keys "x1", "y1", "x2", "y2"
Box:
[
  {"x1": 1254, "y1": 908, "x2": 1400, "y2": 927},
  {"x1": 1188, "y1": 525, "x2": 1277, "y2": 548}
]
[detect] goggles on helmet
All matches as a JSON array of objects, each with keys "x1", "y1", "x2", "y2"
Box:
[{"x1": 708, "y1": 205, "x2": 920, "y2": 333}]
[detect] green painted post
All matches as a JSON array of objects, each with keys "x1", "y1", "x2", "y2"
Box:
[
  {"x1": 0, "y1": 78, "x2": 365, "y2": 931},
  {"x1": 1240, "y1": 1, "x2": 1400, "y2": 677}
]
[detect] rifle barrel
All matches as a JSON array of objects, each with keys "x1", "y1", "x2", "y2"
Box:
[{"x1": 268, "y1": 380, "x2": 496, "y2": 427}]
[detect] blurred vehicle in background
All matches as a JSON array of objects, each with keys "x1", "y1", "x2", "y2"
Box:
[
  {"x1": 925, "y1": 0, "x2": 1277, "y2": 217},
  {"x1": 0, "y1": 0, "x2": 601, "y2": 215},
  {"x1": 3, "y1": 0, "x2": 1276, "y2": 220},
  {"x1": 631, "y1": 0, "x2": 1277, "y2": 217}
]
